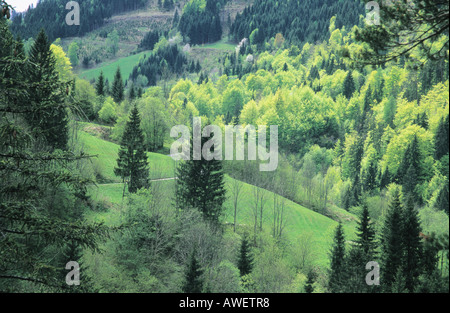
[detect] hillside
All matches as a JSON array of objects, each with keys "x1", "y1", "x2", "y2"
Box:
[
  {"x1": 1, "y1": 0, "x2": 448, "y2": 296},
  {"x1": 77, "y1": 124, "x2": 358, "y2": 270}
]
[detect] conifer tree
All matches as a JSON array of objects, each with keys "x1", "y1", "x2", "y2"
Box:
[
  {"x1": 434, "y1": 115, "x2": 449, "y2": 161},
  {"x1": 26, "y1": 28, "x2": 68, "y2": 151},
  {"x1": 356, "y1": 200, "x2": 377, "y2": 258},
  {"x1": 398, "y1": 135, "x2": 422, "y2": 203},
  {"x1": 401, "y1": 195, "x2": 423, "y2": 292},
  {"x1": 182, "y1": 247, "x2": 204, "y2": 293},
  {"x1": 435, "y1": 179, "x2": 449, "y2": 215},
  {"x1": 304, "y1": 270, "x2": 316, "y2": 293},
  {"x1": 96, "y1": 71, "x2": 105, "y2": 96},
  {"x1": 380, "y1": 188, "x2": 404, "y2": 291},
  {"x1": 114, "y1": 104, "x2": 149, "y2": 194},
  {"x1": 328, "y1": 222, "x2": 346, "y2": 292},
  {"x1": 175, "y1": 132, "x2": 226, "y2": 224},
  {"x1": 0, "y1": 17, "x2": 109, "y2": 291},
  {"x1": 237, "y1": 235, "x2": 253, "y2": 277},
  {"x1": 343, "y1": 71, "x2": 355, "y2": 99},
  {"x1": 112, "y1": 66, "x2": 125, "y2": 103}
]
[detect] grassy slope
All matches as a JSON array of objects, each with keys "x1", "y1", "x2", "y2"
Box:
[
  {"x1": 79, "y1": 127, "x2": 357, "y2": 268},
  {"x1": 77, "y1": 51, "x2": 150, "y2": 83}
]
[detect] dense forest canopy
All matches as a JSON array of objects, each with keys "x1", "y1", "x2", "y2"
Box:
[
  {"x1": 230, "y1": 0, "x2": 364, "y2": 45},
  {"x1": 10, "y1": 0, "x2": 148, "y2": 41}
]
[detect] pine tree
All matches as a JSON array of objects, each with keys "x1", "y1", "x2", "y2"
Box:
[
  {"x1": 175, "y1": 134, "x2": 226, "y2": 224},
  {"x1": 237, "y1": 235, "x2": 253, "y2": 277},
  {"x1": 328, "y1": 222, "x2": 346, "y2": 292},
  {"x1": 182, "y1": 247, "x2": 204, "y2": 293},
  {"x1": 26, "y1": 28, "x2": 68, "y2": 151},
  {"x1": 114, "y1": 104, "x2": 149, "y2": 194},
  {"x1": 401, "y1": 195, "x2": 423, "y2": 292},
  {"x1": 304, "y1": 270, "x2": 316, "y2": 293},
  {"x1": 128, "y1": 83, "x2": 136, "y2": 100},
  {"x1": 380, "y1": 188, "x2": 404, "y2": 291},
  {"x1": 435, "y1": 179, "x2": 449, "y2": 215},
  {"x1": 434, "y1": 115, "x2": 449, "y2": 161},
  {"x1": 356, "y1": 200, "x2": 377, "y2": 258},
  {"x1": 96, "y1": 71, "x2": 105, "y2": 96},
  {"x1": 343, "y1": 71, "x2": 355, "y2": 99},
  {"x1": 112, "y1": 66, "x2": 124, "y2": 103},
  {"x1": 398, "y1": 135, "x2": 422, "y2": 203},
  {"x1": 403, "y1": 164, "x2": 419, "y2": 203},
  {"x1": 59, "y1": 240, "x2": 98, "y2": 293},
  {"x1": 0, "y1": 18, "x2": 109, "y2": 291}
]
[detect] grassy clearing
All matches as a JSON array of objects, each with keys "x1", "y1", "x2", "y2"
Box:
[
  {"x1": 77, "y1": 51, "x2": 150, "y2": 83},
  {"x1": 78, "y1": 126, "x2": 175, "y2": 182},
  {"x1": 198, "y1": 39, "x2": 236, "y2": 51}
]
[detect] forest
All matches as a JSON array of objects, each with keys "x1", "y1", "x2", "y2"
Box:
[{"x1": 0, "y1": 0, "x2": 449, "y2": 296}]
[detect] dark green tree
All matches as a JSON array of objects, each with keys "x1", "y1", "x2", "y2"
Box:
[
  {"x1": 401, "y1": 195, "x2": 423, "y2": 292},
  {"x1": 328, "y1": 222, "x2": 346, "y2": 293},
  {"x1": 237, "y1": 235, "x2": 253, "y2": 277},
  {"x1": 182, "y1": 247, "x2": 204, "y2": 293},
  {"x1": 0, "y1": 16, "x2": 109, "y2": 291},
  {"x1": 397, "y1": 135, "x2": 423, "y2": 203},
  {"x1": 435, "y1": 179, "x2": 449, "y2": 215},
  {"x1": 175, "y1": 133, "x2": 226, "y2": 224},
  {"x1": 96, "y1": 71, "x2": 105, "y2": 96},
  {"x1": 114, "y1": 104, "x2": 149, "y2": 194},
  {"x1": 26, "y1": 28, "x2": 68, "y2": 151},
  {"x1": 380, "y1": 188, "x2": 404, "y2": 291},
  {"x1": 343, "y1": 71, "x2": 355, "y2": 99},
  {"x1": 356, "y1": 200, "x2": 377, "y2": 258},
  {"x1": 434, "y1": 115, "x2": 449, "y2": 161},
  {"x1": 112, "y1": 66, "x2": 125, "y2": 103},
  {"x1": 304, "y1": 269, "x2": 316, "y2": 293}
]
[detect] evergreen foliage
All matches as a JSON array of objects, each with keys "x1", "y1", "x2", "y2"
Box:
[
  {"x1": 237, "y1": 235, "x2": 253, "y2": 277},
  {"x1": 114, "y1": 104, "x2": 149, "y2": 194}
]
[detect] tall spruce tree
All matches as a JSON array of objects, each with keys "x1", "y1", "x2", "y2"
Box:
[
  {"x1": 435, "y1": 179, "x2": 449, "y2": 215},
  {"x1": 304, "y1": 270, "x2": 316, "y2": 293},
  {"x1": 343, "y1": 71, "x2": 355, "y2": 99},
  {"x1": 401, "y1": 195, "x2": 423, "y2": 292},
  {"x1": 380, "y1": 188, "x2": 404, "y2": 291},
  {"x1": 237, "y1": 235, "x2": 253, "y2": 277},
  {"x1": 26, "y1": 28, "x2": 68, "y2": 151},
  {"x1": 398, "y1": 135, "x2": 422, "y2": 203},
  {"x1": 112, "y1": 66, "x2": 124, "y2": 103},
  {"x1": 0, "y1": 16, "x2": 109, "y2": 291},
  {"x1": 96, "y1": 71, "x2": 105, "y2": 96},
  {"x1": 175, "y1": 132, "x2": 226, "y2": 224},
  {"x1": 182, "y1": 247, "x2": 204, "y2": 293},
  {"x1": 114, "y1": 104, "x2": 149, "y2": 194},
  {"x1": 328, "y1": 222, "x2": 346, "y2": 293},
  {"x1": 434, "y1": 115, "x2": 449, "y2": 161},
  {"x1": 356, "y1": 200, "x2": 377, "y2": 258}
]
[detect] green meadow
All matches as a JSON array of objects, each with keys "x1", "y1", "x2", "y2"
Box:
[{"x1": 78, "y1": 50, "x2": 150, "y2": 83}]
